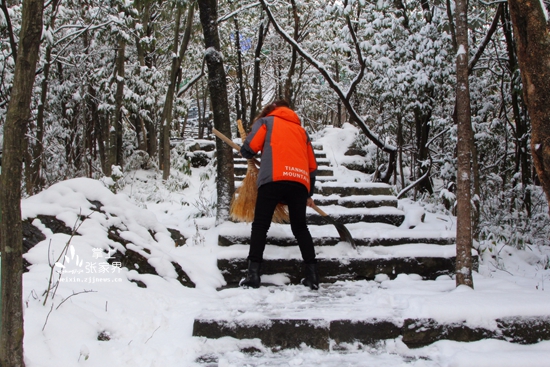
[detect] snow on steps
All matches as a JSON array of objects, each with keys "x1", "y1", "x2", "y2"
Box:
[
  {"x1": 196, "y1": 143, "x2": 486, "y2": 349},
  {"x1": 193, "y1": 281, "x2": 550, "y2": 350},
  {"x1": 193, "y1": 314, "x2": 550, "y2": 350},
  {"x1": 219, "y1": 143, "x2": 465, "y2": 285}
]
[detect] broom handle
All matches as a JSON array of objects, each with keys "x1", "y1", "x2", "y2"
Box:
[
  {"x1": 213, "y1": 128, "x2": 241, "y2": 151},
  {"x1": 212, "y1": 127, "x2": 261, "y2": 167},
  {"x1": 311, "y1": 203, "x2": 328, "y2": 217}
]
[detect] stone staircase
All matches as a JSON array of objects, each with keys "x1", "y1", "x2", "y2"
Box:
[
  {"x1": 188, "y1": 142, "x2": 504, "y2": 352},
  {"x1": 214, "y1": 143, "x2": 461, "y2": 285}
]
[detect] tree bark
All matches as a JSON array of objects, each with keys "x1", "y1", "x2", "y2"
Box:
[
  {"x1": 414, "y1": 106, "x2": 434, "y2": 194},
  {"x1": 0, "y1": 0, "x2": 18, "y2": 62},
  {"x1": 27, "y1": 0, "x2": 60, "y2": 194},
  {"x1": 114, "y1": 37, "x2": 126, "y2": 170},
  {"x1": 233, "y1": 16, "x2": 248, "y2": 126},
  {"x1": 454, "y1": 0, "x2": 474, "y2": 288},
  {"x1": 507, "y1": 1, "x2": 547, "y2": 214},
  {"x1": 284, "y1": 0, "x2": 300, "y2": 106},
  {"x1": 160, "y1": 3, "x2": 194, "y2": 179},
  {"x1": 249, "y1": 12, "x2": 268, "y2": 127},
  {"x1": 135, "y1": 0, "x2": 155, "y2": 157},
  {"x1": 0, "y1": 1, "x2": 44, "y2": 366},
  {"x1": 197, "y1": 0, "x2": 235, "y2": 223}
]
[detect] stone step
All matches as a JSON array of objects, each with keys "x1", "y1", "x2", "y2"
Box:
[
  {"x1": 217, "y1": 247, "x2": 466, "y2": 285},
  {"x1": 317, "y1": 182, "x2": 395, "y2": 196},
  {"x1": 218, "y1": 233, "x2": 455, "y2": 247},
  {"x1": 193, "y1": 315, "x2": 550, "y2": 350},
  {"x1": 224, "y1": 203, "x2": 404, "y2": 226},
  {"x1": 313, "y1": 194, "x2": 398, "y2": 208},
  {"x1": 307, "y1": 206, "x2": 405, "y2": 226},
  {"x1": 217, "y1": 220, "x2": 453, "y2": 247}
]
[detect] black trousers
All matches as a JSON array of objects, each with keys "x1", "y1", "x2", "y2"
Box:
[{"x1": 248, "y1": 181, "x2": 316, "y2": 264}]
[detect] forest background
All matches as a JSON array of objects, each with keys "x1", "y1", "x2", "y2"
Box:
[
  {"x1": 1, "y1": 0, "x2": 550, "y2": 365},
  {"x1": 2, "y1": 0, "x2": 548, "y2": 242}
]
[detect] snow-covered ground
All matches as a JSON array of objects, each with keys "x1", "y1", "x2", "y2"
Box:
[{"x1": 17, "y1": 125, "x2": 550, "y2": 366}]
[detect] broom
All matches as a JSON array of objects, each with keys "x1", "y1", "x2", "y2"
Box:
[
  {"x1": 229, "y1": 119, "x2": 259, "y2": 222},
  {"x1": 213, "y1": 126, "x2": 356, "y2": 247},
  {"x1": 216, "y1": 121, "x2": 289, "y2": 223}
]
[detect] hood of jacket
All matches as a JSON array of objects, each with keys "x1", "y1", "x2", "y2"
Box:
[{"x1": 268, "y1": 106, "x2": 301, "y2": 125}]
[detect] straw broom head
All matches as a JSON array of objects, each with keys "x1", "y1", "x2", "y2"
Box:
[{"x1": 230, "y1": 159, "x2": 258, "y2": 222}]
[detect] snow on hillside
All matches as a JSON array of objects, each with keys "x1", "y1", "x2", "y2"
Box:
[{"x1": 18, "y1": 124, "x2": 550, "y2": 366}]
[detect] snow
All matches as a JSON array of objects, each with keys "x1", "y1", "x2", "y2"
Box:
[
  {"x1": 540, "y1": 0, "x2": 549, "y2": 22},
  {"x1": 17, "y1": 125, "x2": 550, "y2": 366}
]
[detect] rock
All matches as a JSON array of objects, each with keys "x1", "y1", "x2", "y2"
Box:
[{"x1": 22, "y1": 201, "x2": 194, "y2": 288}]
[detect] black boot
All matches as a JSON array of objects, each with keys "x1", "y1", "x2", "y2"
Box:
[
  {"x1": 239, "y1": 261, "x2": 261, "y2": 288},
  {"x1": 301, "y1": 263, "x2": 319, "y2": 290}
]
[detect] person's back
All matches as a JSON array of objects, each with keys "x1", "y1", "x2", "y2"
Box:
[
  {"x1": 242, "y1": 105, "x2": 317, "y2": 194},
  {"x1": 239, "y1": 100, "x2": 320, "y2": 290}
]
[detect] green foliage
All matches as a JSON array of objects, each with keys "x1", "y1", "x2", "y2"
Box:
[
  {"x1": 171, "y1": 142, "x2": 192, "y2": 175},
  {"x1": 479, "y1": 186, "x2": 550, "y2": 249}
]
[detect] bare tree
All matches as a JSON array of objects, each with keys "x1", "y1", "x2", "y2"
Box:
[
  {"x1": 249, "y1": 11, "x2": 268, "y2": 127},
  {"x1": 454, "y1": 0, "x2": 474, "y2": 288},
  {"x1": 197, "y1": 0, "x2": 235, "y2": 223},
  {"x1": 233, "y1": 15, "x2": 248, "y2": 126},
  {"x1": 26, "y1": 0, "x2": 61, "y2": 194},
  {"x1": 160, "y1": 2, "x2": 195, "y2": 180},
  {"x1": 0, "y1": 0, "x2": 45, "y2": 365},
  {"x1": 134, "y1": 0, "x2": 157, "y2": 158},
  {"x1": 507, "y1": 0, "x2": 550, "y2": 213},
  {"x1": 112, "y1": 37, "x2": 126, "y2": 174}
]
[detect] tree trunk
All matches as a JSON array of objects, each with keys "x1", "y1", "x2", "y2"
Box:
[
  {"x1": 421, "y1": 0, "x2": 432, "y2": 23},
  {"x1": 414, "y1": 107, "x2": 434, "y2": 194},
  {"x1": 507, "y1": 0, "x2": 550, "y2": 214},
  {"x1": 446, "y1": 0, "x2": 458, "y2": 50},
  {"x1": 0, "y1": 0, "x2": 17, "y2": 64},
  {"x1": 197, "y1": 0, "x2": 235, "y2": 223},
  {"x1": 160, "y1": 5, "x2": 183, "y2": 176},
  {"x1": 114, "y1": 37, "x2": 126, "y2": 170},
  {"x1": 503, "y1": 3, "x2": 533, "y2": 216},
  {"x1": 161, "y1": 3, "x2": 194, "y2": 180},
  {"x1": 454, "y1": 0, "x2": 474, "y2": 288},
  {"x1": 82, "y1": 23, "x2": 94, "y2": 178},
  {"x1": 284, "y1": 0, "x2": 300, "y2": 106},
  {"x1": 397, "y1": 110, "x2": 406, "y2": 190},
  {"x1": 0, "y1": 1, "x2": 44, "y2": 366},
  {"x1": 27, "y1": 0, "x2": 60, "y2": 193},
  {"x1": 135, "y1": 0, "x2": 155, "y2": 157},
  {"x1": 470, "y1": 127, "x2": 481, "y2": 241},
  {"x1": 249, "y1": 12, "x2": 267, "y2": 127},
  {"x1": 233, "y1": 16, "x2": 247, "y2": 126}
]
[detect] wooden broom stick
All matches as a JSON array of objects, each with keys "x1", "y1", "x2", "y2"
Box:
[{"x1": 212, "y1": 127, "x2": 261, "y2": 167}]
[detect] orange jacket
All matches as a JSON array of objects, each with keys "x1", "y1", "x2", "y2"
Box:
[{"x1": 241, "y1": 107, "x2": 318, "y2": 194}]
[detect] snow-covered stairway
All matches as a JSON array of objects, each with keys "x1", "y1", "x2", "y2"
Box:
[
  {"x1": 192, "y1": 281, "x2": 550, "y2": 351},
  {"x1": 189, "y1": 141, "x2": 504, "y2": 352},
  {"x1": 216, "y1": 142, "x2": 463, "y2": 286}
]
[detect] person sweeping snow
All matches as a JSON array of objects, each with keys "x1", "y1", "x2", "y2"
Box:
[{"x1": 238, "y1": 100, "x2": 319, "y2": 290}]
